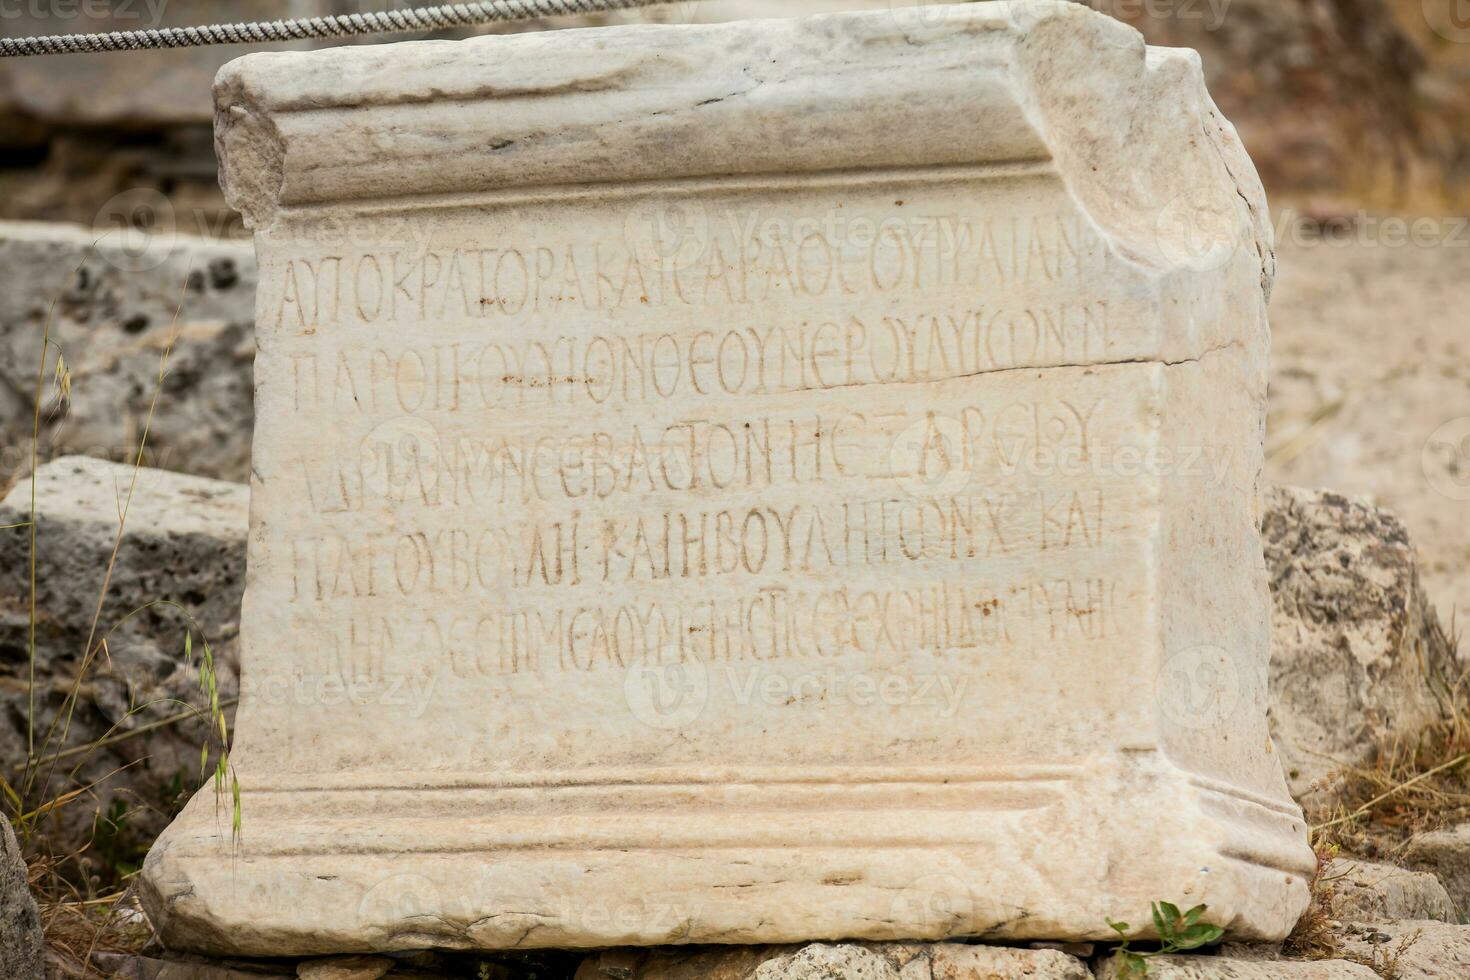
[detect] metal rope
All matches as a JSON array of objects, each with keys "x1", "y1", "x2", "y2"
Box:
[{"x1": 0, "y1": 0, "x2": 697, "y2": 57}]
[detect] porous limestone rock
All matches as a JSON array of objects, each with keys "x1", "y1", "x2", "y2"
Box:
[
  {"x1": 93, "y1": 951, "x2": 296, "y2": 979},
  {"x1": 576, "y1": 942, "x2": 1091, "y2": 979},
  {"x1": 0, "y1": 457, "x2": 247, "y2": 868},
  {"x1": 0, "y1": 816, "x2": 44, "y2": 980},
  {"x1": 0, "y1": 221, "x2": 257, "y2": 486},
  {"x1": 296, "y1": 954, "x2": 396, "y2": 979},
  {"x1": 1094, "y1": 954, "x2": 1378, "y2": 978},
  {"x1": 140, "y1": 0, "x2": 1312, "y2": 955},
  {"x1": 1336, "y1": 920, "x2": 1470, "y2": 979},
  {"x1": 1405, "y1": 824, "x2": 1470, "y2": 919},
  {"x1": 1328, "y1": 858, "x2": 1457, "y2": 925},
  {"x1": 1262, "y1": 486, "x2": 1458, "y2": 799}
]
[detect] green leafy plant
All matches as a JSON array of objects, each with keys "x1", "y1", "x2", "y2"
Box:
[{"x1": 1108, "y1": 902, "x2": 1224, "y2": 978}]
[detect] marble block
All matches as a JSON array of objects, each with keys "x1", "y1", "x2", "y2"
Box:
[{"x1": 139, "y1": 1, "x2": 1313, "y2": 956}]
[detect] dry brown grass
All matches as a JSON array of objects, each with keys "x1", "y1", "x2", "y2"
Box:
[
  {"x1": 1281, "y1": 624, "x2": 1464, "y2": 977},
  {"x1": 4, "y1": 252, "x2": 238, "y2": 978},
  {"x1": 1282, "y1": 842, "x2": 1345, "y2": 961},
  {"x1": 1343, "y1": 929, "x2": 1423, "y2": 980},
  {"x1": 26, "y1": 847, "x2": 150, "y2": 979},
  {"x1": 1308, "y1": 625, "x2": 1470, "y2": 860}
]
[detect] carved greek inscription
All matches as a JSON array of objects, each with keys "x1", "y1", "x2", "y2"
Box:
[
  {"x1": 295, "y1": 576, "x2": 1120, "y2": 683},
  {"x1": 268, "y1": 209, "x2": 1111, "y2": 328},
  {"x1": 296, "y1": 398, "x2": 1107, "y2": 512},
  {"x1": 286, "y1": 303, "x2": 1113, "y2": 413},
  {"x1": 261, "y1": 182, "x2": 1155, "y2": 695},
  {"x1": 286, "y1": 489, "x2": 1105, "y2": 602}
]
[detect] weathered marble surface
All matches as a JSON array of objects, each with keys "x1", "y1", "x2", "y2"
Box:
[{"x1": 141, "y1": 1, "x2": 1311, "y2": 955}]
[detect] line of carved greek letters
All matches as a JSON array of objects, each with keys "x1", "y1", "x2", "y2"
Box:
[
  {"x1": 270, "y1": 211, "x2": 1110, "y2": 327},
  {"x1": 266, "y1": 199, "x2": 1131, "y2": 688},
  {"x1": 287, "y1": 490, "x2": 1105, "y2": 601},
  {"x1": 299, "y1": 399, "x2": 1108, "y2": 512},
  {"x1": 288, "y1": 302, "x2": 1112, "y2": 412},
  {"x1": 299, "y1": 577, "x2": 1120, "y2": 681}
]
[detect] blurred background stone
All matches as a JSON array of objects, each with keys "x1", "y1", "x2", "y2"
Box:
[
  {"x1": 3, "y1": 1, "x2": 1469, "y2": 224},
  {"x1": 0, "y1": 221, "x2": 256, "y2": 488}
]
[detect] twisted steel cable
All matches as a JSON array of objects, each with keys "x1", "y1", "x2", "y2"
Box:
[{"x1": 1, "y1": 0, "x2": 697, "y2": 57}]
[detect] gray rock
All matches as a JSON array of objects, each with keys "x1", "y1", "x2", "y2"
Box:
[
  {"x1": 0, "y1": 456, "x2": 246, "y2": 877},
  {"x1": 0, "y1": 816, "x2": 44, "y2": 980},
  {"x1": 296, "y1": 954, "x2": 396, "y2": 979},
  {"x1": 1336, "y1": 919, "x2": 1470, "y2": 979},
  {"x1": 1094, "y1": 953, "x2": 1377, "y2": 977},
  {"x1": 1329, "y1": 857, "x2": 1458, "y2": 924},
  {"x1": 0, "y1": 220, "x2": 256, "y2": 486},
  {"x1": 1405, "y1": 824, "x2": 1470, "y2": 921},
  {"x1": 92, "y1": 950, "x2": 296, "y2": 979},
  {"x1": 1262, "y1": 485, "x2": 1458, "y2": 799},
  {"x1": 576, "y1": 942, "x2": 1091, "y2": 979}
]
